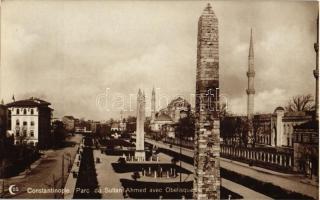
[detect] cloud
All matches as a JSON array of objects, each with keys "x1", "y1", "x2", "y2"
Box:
[
  {"x1": 228, "y1": 88, "x2": 291, "y2": 115},
  {"x1": 0, "y1": 1, "x2": 317, "y2": 120}
]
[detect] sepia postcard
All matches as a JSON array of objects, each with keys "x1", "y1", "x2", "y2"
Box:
[{"x1": 0, "y1": 0, "x2": 319, "y2": 199}]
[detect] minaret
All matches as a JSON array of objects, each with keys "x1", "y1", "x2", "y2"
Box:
[
  {"x1": 120, "y1": 110, "x2": 123, "y2": 122},
  {"x1": 135, "y1": 89, "x2": 146, "y2": 161},
  {"x1": 151, "y1": 87, "x2": 156, "y2": 122},
  {"x1": 247, "y1": 29, "x2": 255, "y2": 119},
  {"x1": 194, "y1": 3, "x2": 220, "y2": 200},
  {"x1": 314, "y1": 14, "x2": 319, "y2": 121}
]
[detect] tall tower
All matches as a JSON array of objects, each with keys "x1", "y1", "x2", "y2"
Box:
[
  {"x1": 314, "y1": 14, "x2": 319, "y2": 121},
  {"x1": 135, "y1": 89, "x2": 146, "y2": 161},
  {"x1": 194, "y1": 3, "x2": 220, "y2": 200},
  {"x1": 151, "y1": 87, "x2": 156, "y2": 122},
  {"x1": 247, "y1": 29, "x2": 255, "y2": 120},
  {"x1": 120, "y1": 110, "x2": 124, "y2": 122}
]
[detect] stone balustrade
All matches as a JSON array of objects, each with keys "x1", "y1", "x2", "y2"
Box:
[{"x1": 221, "y1": 145, "x2": 293, "y2": 171}]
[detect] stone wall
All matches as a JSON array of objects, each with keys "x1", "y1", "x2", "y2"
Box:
[{"x1": 194, "y1": 4, "x2": 220, "y2": 200}]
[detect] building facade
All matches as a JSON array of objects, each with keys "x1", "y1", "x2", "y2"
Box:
[
  {"x1": 293, "y1": 121, "x2": 318, "y2": 178},
  {"x1": 159, "y1": 97, "x2": 190, "y2": 123},
  {"x1": 0, "y1": 105, "x2": 8, "y2": 140},
  {"x1": 151, "y1": 113, "x2": 173, "y2": 132},
  {"x1": 221, "y1": 108, "x2": 312, "y2": 148},
  {"x1": 150, "y1": 96, "x2": 191, "y2": 139},
  {"x1": 313, "y1": 14, "x2": 319, "y2": 120},
  {"x1": 6, "y1": 98, "x2": 53, "y2": 149},
  {"x1": 0, "y1": 105, "x2": 8, "y2": 161}
]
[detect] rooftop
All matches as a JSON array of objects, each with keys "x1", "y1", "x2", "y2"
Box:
[
  {"x1": 168, "y1": 97, "x2": 190, "y2": 109},
  {"x1": 155, "y1": 113, "x2": 172, "y2": 122},
  {"x1": 63, "y1": 115, "x2": 75, "y2": 120},
  {"x1": 294, "y1": 120, "x2": 319, "y2": 130},
  {"x1": 6, "y1": 97, "x2": 51, "y2": 108}
]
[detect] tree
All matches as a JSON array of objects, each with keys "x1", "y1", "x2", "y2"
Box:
[
  {"x1": 109, "y1": 118, "x2": 114, "y2": 124},
  {"x1": 236, "y1": 117, "x2": 249, "y2": 147},
  {"x1": 144, "y1": 118, "x2": 151, "y2": 135},
  {"x1": 219, "y1": 102, "x2": 228, "y2": 119},
  {"x1": 126, "y1": 116, "x2": 136, "y2": 123},
  {"x1": 52, "y1": 120, "x2": 67, "y2": 148},
  {"x1": 132, "y1": 171, "x2": 140, "y2": 181},
  {"x1": 285, "y1": 94, "x2": 314, "y2": 112},
  {"x1": 118, "y1": 157, "x2": 126, "y2": 165},
  {"x1": 175, "y1": 105, "x2": 195, "y2": 140}
]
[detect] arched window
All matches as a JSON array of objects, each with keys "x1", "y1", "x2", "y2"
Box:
[
  {"x1": 31, "y1": 109, "x2": 34, "y2": 115},
  {"x1": 23, "y1": 109, "x2": 27, "y2": 115},
  {"x1": 16, "y1": 119, "x2": 20, "y2": 125},
  {"x1": 16, "y1": 109, "x2": 20, "y2": 115}
]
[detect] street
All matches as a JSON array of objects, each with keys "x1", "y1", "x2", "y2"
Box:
[
  {"x1": 1, "y1": 134, "x2": 82, "y2": 199},
  {"x1": 145, "y1": 138, "x2": 318, "y2": 199}
]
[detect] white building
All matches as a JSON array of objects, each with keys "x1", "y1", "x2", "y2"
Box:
[{"x1": 6, "y1": 97, "x2": 53, "y2": 149}]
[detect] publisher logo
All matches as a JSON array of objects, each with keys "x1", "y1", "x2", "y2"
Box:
[{"x1": 8, "y1": 185, "x2": 19, "y2": 195}]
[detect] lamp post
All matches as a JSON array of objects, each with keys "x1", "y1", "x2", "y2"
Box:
[{"x1": 180, "y1": 125, "x2": 182, "y2": 184}]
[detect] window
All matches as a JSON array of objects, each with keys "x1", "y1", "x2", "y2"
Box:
[
  {"x1": 31, "y1": 121, "x2": 35, "y2": 126},
  {"x1": 16, "y1": 119, "x2": 20, "y2": 126},
  {"x1": 30, "y1": 130, "x2": 34, "y2": 137},
  {"x1": 23, "y1": 130, "x2": 27, "y2": 136},
  {"x1": 23, "y1": 121, "x2": 27, "y2": 126},
  {"x1": 16, "y1": 109, "x2": 20, "y2": 115},
  {"x1": 23, "y1": 109, "x2": 27, "y2": 115},
  {"x1": 16, "y1": 130, "x2": 20, "y2": 136},
  {"x1": 31, "y1": 109, "x2": 34, "y2": 115}
]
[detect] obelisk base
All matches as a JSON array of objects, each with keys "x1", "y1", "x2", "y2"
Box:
[{"x1": 135, "y1": 150, "x2": 145, "y2": 162}]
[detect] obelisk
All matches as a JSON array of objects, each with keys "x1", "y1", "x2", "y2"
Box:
[
  {"x1": 135, "y1": 89, "x2": 146, "y2": 161},
  {"x1": 194, "y1": 3, "x2": 220, "y2": 200}
]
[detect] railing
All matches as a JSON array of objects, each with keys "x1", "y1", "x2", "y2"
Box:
[
  {"x1": 163, "y1": 137, "x2": 193, "y2": 149},
  {"x1": 221, "y1": 145, "x2": 294, "y2": 172},
  {"x1": 161, "y1": 136, "x2": 295, "y2": 172}
]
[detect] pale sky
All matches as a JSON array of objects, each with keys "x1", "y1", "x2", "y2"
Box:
[{"x1": 1, "y1": 0, "x2": 318, "y2": 120}]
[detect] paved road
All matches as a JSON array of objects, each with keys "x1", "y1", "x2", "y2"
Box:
[
  {"x1": 156, "y1": 150, "x2": 270, "y2": 199},
  {"x1": 2, "y1": 134, "x2": 82, "y2": 199},
  {"x1": 93, "y1": 149, "x2": 124, "y2": 199},
  {"x1": 177, "y1": 158, "x2": 271, "y2": 200},
  {"x1": 146, "y1": 138, "x2": 318, "y2": 199}
]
